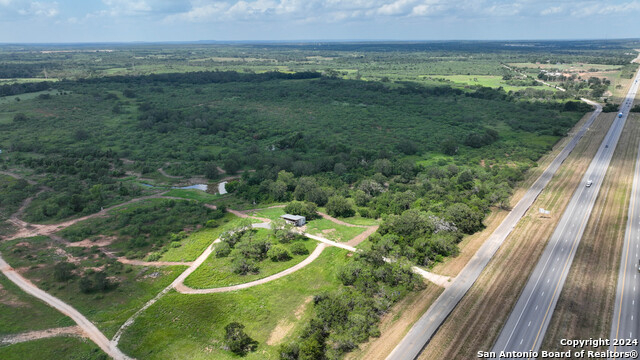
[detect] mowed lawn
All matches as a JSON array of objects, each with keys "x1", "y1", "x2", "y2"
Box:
[
  {"x1": 184, "y1": 236, "x2": 318, "y2": 288},
  {"x1": 305, "y1": 218, "x2": 366, "y2": 243},
  {"x1": 160, "y1": 213, "x2": 261, "y2": 262},
  {"x1": 119, "y1": 247, "x2": 351, "y2": 360}
]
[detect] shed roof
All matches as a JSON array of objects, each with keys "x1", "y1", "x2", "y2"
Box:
[{"x1": 281, "y1": 214, "x2": 305, "y2": 221}]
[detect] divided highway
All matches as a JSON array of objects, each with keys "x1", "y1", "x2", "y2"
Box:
[
  {"x1": 387, "y1": 99, "x2": 602, "y2": 360},
  {"x1": 609, "y1": 76, "x2": 640, "y2": 356},
  {"x1": 492, "y1": 65, "x2": 640, "y2": 358}
]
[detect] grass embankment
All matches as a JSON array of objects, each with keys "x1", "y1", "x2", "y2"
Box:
[
  {"x1": 120, "y1": 247, "x2": 351, "y2": 360},
  {"x1": 183, "y1": 230, "x2": 317, "y2": 288},
  {"x1": 0, "y1": 236, "x2": 186, "y2": 338},
  {"x1": 0, "y1": 272, "x2": 74, "y2": 335},
  {"x1": 305, "y1": 219, "x2": 366, "y2": 242},
  {"x1": 0, "y1": 337, "x2": 106, "y2": 359},
  {"x1": 542, "y1": 113, "x2": 640, "y2": 351},
  {"x1": 418, "y1": 112, "x2": 615, "y2": 359}
]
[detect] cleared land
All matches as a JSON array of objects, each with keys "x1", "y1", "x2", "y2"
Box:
[
  {"x1": 119, "y1": 247, "x2": 352, "y2": 359},
  {"x1": 541, "y1": 113, "x2": 640, "y2": 351},
  {"x1": 418, "y1": 112, "x2": 615, "y2": 359}
]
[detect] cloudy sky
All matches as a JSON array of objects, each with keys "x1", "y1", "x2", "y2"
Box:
[{"x1": 1, "y1": 0, "x2": 639, "y2": 42}]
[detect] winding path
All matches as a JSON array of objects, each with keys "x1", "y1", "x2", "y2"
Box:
[
  {"x1": 0, "y1": 256, "x2": 131, "y2": 359},
  {"x1": 175, "y1": 243, "x2": 327, "y2": 294}
]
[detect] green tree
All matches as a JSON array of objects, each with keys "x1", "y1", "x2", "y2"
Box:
[
  {"x1": 326, "y1": 196, "x2": 355, "y2": 217},
  {"x1": 224, "y1": 322, "x2": 257, "y2": 355}
]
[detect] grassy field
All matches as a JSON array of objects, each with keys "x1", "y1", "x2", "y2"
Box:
[
  {"x1": 418, "y1": 112, "x2": 615, "y2": 359},
  {"x1": 305, "y1": 218, "x2": 366, "y2": 242},
  {"x1": 120, "y1": 246, "x2": 351, "y2": 360},
  {"x1": 248, "y1": 206, "x2": 286, "y2": 221},
  {"x1": 184, "y1": 235, "x2": 317, "y2": 288},
  {"x1": 160, "y1": 213, "x2": 260, "y2": 262},
  {"x1": 0, "y1": 337, "x2": 106, "y2": 360},
  {"x1": 430, "y1": 75, "x2": 541, "y2": 92},
  {"x1": 162, "y1": 188, "x2": 220, "y2": 202},
  {"x1": 542, "y1": 113, "x2": 640, "y2": 351},
  {"x1": 0, "y1": 272, "x2": 74, "y2": 335},
  {"x1": 0, "y1": 236, "x2": 187, "y2": 338}
]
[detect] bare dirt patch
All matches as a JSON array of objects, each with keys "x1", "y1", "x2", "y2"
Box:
[
  {"x1": 266, "y1": 296, "x2": 313, "y2": 346},
  {"x1": 67, "y1": 235, "x2": 116, "y2": 248},
  {"x1": 0, "y1": 326, "x2": 84, "y2": 345}
]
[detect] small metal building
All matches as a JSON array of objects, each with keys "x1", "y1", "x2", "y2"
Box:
[{"x1": 280, "y1": 214, "x2": 306, "y2": 226}]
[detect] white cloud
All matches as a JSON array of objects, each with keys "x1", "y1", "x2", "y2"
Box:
[
  {"x1": 17, "y1": 1, "x2": 58, "y2": 17},
  {"x1": 102, "y1": 0, "x2": 151, "y2": 16},
  {"x1": 571, "y1": 1, "x2": 640, "y2": 17},
  {"x1": 540, "y1": 6, "x2": 562, "y2": 16}
]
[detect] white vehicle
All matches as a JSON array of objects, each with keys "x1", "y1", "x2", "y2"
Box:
[{"x1": 586, "y1": 180, "x2": 593, "y2": 187}]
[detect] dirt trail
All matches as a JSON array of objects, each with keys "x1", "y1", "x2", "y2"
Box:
[
  {"x1": 0, "y1": 255, "x2": 131, "y2": 359},
  {"x1": 226, "y1": 208, "x2": 272, "y2": 223},
  {"x1": 346, "y1": 225, "x2": 379, "y2": 247},
  {"x1": 0, "y1": 171, "x2": 37, "y2": 185},
  {"x1": 157, "y1": 167, "x2": 182, "y2": 179},
  {"x1": 176, "y1": 243, "x2": 327, "y2": 294},
  {"x1": 317, "y1": 212, "x2": 368, "y2": 228},
  {"x1": 116, "y1": 258, "x2": 192, "y2": 267},
  {"x1": 0, "y1": 326, "x2": 83, "y2": 345}
]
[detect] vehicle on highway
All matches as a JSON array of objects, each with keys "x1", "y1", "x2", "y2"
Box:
[
  {"x1": 619, "y1": 113, "x2": 623, "y2": 118},
  {"x1": 605, "y1": 145, "x2": 609, "y2": 148},
  {"x1": 638, "y1": 259, "x2": 640, "y2": 272},
  {"x1": 586, "y1": 180, "x2": 593, "y2": 187}
]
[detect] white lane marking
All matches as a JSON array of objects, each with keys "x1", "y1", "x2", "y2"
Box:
[
  {"x1": 542, "y1": 291, "x2": 545, "y2": 296},
  {"x1": 520, "y1": 339, "x2": 523, "y2": 345},
  {"x1": 535, "y1": 305, "x2": 538, "y2": 311},
  {"x1": 547, "y1": 279, "x2": 550, "y2": 283}
]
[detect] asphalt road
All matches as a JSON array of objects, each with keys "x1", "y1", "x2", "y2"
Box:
[
  {"x1": 492, "y1": 68, "x2": 640, "y2": 359},
  {"x1": 386, "y1": 99, "x2": 602, "y2": 360},
  {"x1": 609, "y1": 76, "x2": 640, "y2": 357}
]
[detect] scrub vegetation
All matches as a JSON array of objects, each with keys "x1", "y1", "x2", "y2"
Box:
[{"x1": 0, "y1": 40, "x2": 637, "y2": 359}]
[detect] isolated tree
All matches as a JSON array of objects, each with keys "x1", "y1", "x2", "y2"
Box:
[{"x1": 224, "y1": 322, "x2": 257, "y2": 355}]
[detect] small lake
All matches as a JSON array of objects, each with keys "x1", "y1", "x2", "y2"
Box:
[
  {"x1": 218, "y1": 181, "x2": 228, "y2": 195},
  {"x1": 142, "y1": 183, "x2": 208, "y2": 191}
]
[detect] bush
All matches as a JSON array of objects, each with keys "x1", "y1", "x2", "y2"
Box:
[
  {"x1": 225, "y1": 322, "x2": 257, "y2": 355},
  {"x1": 284, "y1": 201, "x2": 317, "y2": 219},
  {"x1": 215, "y1": 242, "x2": 231, "y2": 257},
  {"x1": 267, "y1": 245, "x2": 292, "y2": 262},
  {"x1": 231, "y1": 257, "x2": 259, "y2": 275},
  {"x1": 290, "y1": 242, "x2": 309, "y2": 255},
  {"x1": 326, "y1": 196, "x2": 355, "y2": 218},
  {"x1": 53, "y1": 262, "x2": 75, "y2": 282}
]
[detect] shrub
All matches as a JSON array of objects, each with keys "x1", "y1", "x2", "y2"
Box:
[
  {"x1": 53, "y1": 262, "x2": 75, "y2": 282},
  {"x1": 267, "y1": 245, "x2": 292, "y2": 262},
  {"x1": 290, "y1": 242, "x2": 309, "y2": 255},
  {"x1": 215, "y1": 242, "x2": 231, "y2": 257},
  {"x1": 284, "y1": 201, "x2": 317, "y2": 219},
  {"x1": 231, "y1": 257, "x2": 259, "y2": 275},
  {"x1": 326, "y1": 196, "x2": 355, "y2": 218},
  {"x1": 224, "y1": 322, "x2": 257, "y2": 355}
]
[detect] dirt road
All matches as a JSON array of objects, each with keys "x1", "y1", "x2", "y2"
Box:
[{"x1": 0, "y1": 255, "x2": 131, "y2": 359}]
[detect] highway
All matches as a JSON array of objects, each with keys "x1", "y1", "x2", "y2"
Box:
[
  {"x1": 492, "y1": 66, "x2": 640, "y2": 358},
  {"x1": 386, "y1": 98, "x2": 602, "y2": 360},
  {"x1": 609, "y1": 76, "x2": 640, "y2": 357}
]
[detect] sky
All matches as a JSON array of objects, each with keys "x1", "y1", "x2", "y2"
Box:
[{"x1": 0, "y1": 0, "x2": 639, "y2": 43}]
